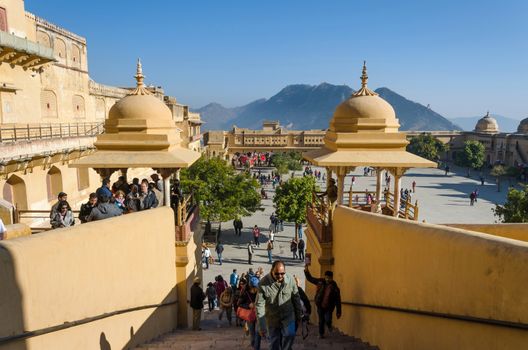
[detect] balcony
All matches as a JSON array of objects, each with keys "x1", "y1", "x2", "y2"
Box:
[{"x1": 0, "y1": 31, "x2": 56, "y2": 71}]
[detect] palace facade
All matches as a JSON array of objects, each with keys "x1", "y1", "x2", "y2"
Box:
[{"x1": 0, "y1": 0, "x2": 202, "y2": 225}]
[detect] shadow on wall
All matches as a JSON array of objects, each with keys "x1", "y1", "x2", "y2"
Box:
[
  {"x1": 0, "y1": 247, "x2": 27, "y2": 350},
  {"x1": 99, "y1": 333, "x2": 111, "y2": 350}
]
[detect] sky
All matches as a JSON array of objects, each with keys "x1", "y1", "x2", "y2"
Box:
[{"x1": 26, "y1": 0, "x2": 528, "y2": 119}]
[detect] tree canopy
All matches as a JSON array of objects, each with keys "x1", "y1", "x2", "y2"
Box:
[
  {"x1": 455, "y1": 140, "x2": 485, "y2": 173},
  {"x1": 493, "y1": 185, "x2": 528, "y2": 223},
  {"x1": 273, "y1": 176, "x2": 315, "y2": 240},
  {"x1": 180, "y1": 157, "x2": 261, "y2": 224},
  {"x1": 271, "y1": 152, "x2": 303, "y2": 175},
  {"x1": 490, "y1": 165, "x2": 507, "y2": 192},
  {"x1": 407, "y1": 134, "x2": 448, "y2": 161}
]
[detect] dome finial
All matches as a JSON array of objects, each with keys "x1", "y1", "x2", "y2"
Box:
[
  {"x1": 353, "y1": 61, "x2": 378, "y2": 97},
  {"x1": 129, "y1": 58, "x2": 151, "y2": 96},
  {"x1": 486, "y1": 110, "x2": 490, "y2": 117}
]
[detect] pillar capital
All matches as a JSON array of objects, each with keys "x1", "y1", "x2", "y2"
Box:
[
  {"x1": 153, "y1": 168, "x2": 177, "y2": 179},
  {"x1": 93, "y1": 168, "x2": 118, "y2": 179}
]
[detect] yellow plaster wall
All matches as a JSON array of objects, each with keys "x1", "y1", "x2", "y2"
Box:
[
  {"x1": 0, "y1": 0, "x2": 26, "y2": 36},
  {"x1": 0, "y1": 207, "x2": 177, "y2": 349},
  {"x1": 446, "y1": 223, "x2": 528, "y2": 243},
  {"x1": 1, "y1": 223, "x2": 30, "y2": 239},
  {"x1": 326, "y1": 206, "x2": 528, "y2": 349}
]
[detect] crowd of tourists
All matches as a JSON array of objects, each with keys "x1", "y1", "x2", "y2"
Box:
[
  {"x1": 48, "y1": 173, "x2": 173, "y2": 229},
  {"x1": 232, "y1": 152, "x2": 273, "y2": 168},
  {"x1": 191, "y1": 262, "x2": 342, "y2": 349}
]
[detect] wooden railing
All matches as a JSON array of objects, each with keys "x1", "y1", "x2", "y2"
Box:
[
  {"x1": 174, "y1": 193, "x2": 199, "y2": 242},
  {"x1": 0, "y1": 122, "x2": 104, "y2": 143},
  {"x1": 384, "y1": 191, "x2": 419, "y2": 220},
  {"x1": 306, "y1": 192, "x2": 333, "y2": 243},
  {"x1": 15, "y1": 209, "x2": 81, "y2": 233}
]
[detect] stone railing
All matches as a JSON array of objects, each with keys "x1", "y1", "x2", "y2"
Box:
[
  {"x1": 174, "y1": 193, "x2": 200, "y2": 242},
  {"x1": 0, "y1": 122, "x2": 104, "y2": 143},
  {"x1": 306, "y1": 193, "x2": 333, "y2": 243},
  {"x1": 27, "y1": 12, "x2": 87, "y2": 45},
  {"x1": 88, "y1": 80, "x2": 130, "y2": 99}
]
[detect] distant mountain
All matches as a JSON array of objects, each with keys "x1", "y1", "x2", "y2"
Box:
[
  {"x1": 195, "y1": 83, "x2": 462, "y2": 131},
  {"x1": 449, "y1": 115, "x2": 522, "y2": 133},
  {"x1": 375, "y1": 87, "x2": 461, "y2": 131}
]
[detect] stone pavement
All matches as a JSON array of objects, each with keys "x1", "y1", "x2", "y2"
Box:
[{"x1": 203, "y1": 168, "x2": 307, "y2": 289}]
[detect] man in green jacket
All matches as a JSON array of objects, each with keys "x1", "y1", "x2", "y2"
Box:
[{"x1": 256, "y1": 260, "x2": 302, "y2": 350}]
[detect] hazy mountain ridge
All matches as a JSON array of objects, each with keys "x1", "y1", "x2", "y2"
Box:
[{"x1": 194, "y1": 83, "x2": 462, "y2": 131}]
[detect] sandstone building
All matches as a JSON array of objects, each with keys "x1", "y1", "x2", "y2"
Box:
[{"x1": 0, "y1": 0, "x2": 202, "y2": 225}]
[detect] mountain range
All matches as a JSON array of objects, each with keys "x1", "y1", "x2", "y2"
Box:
[
  {"x1": 194, "y1": 83, "x2": 462, "y2": 131},
  {"x1": 449, "y1": 115, "x2": 522, "y2": 133}
]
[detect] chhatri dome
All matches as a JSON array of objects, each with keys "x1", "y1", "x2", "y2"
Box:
[
  {"x1": 474, "y1": 111, "x2": 499, "y2": 134},
  {"x1": 517, "y1": 117, "x2": 528, "y2": 134},
  {"x1": 330, "y1": 61, "x2": 400, "y2": 134}
]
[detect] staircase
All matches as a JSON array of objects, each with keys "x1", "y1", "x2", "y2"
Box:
[{"x1": 134, "y1": 309, "x2": 379, "y2": 350}]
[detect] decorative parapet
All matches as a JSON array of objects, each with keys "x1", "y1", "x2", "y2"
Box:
[
  {"x1": 88, "y1": 80, "x2": 129, "y2": 99},
  {"x1": 26, "y1": 12, "x2": 87, "y2": 45}
]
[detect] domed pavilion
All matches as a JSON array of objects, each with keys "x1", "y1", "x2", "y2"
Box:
[
  {"x1": 304, "y1": 62, "x2": 436, "y2": 218},
  {"x1": 517, "y1": 118, "x2": 528, "y2": 134},
  {"x1": 474, "y1": 112, "x2": 499, "y2": 134},
  {"x1": 70, "y1": 60, "x2": 201, "y2": 206}
]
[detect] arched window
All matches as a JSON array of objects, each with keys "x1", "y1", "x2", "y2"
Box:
[
  {"x1": 54, "y1": 38, "x2": 67, "y2": 63},
  {"x1": 71, "y1": 44, "x2": 81, "y2": 68},
  {"x1": 36, "y1": 31, "x2": 51, "y2": 48},
  {"x1": 72, "y1": 95, "x2": 86, "y2": 119},
  {"x1": 3, "y1": 175, "x2": 28, "y2": 210},
  {"x1": 46, "y1": 166, "x2": 63, "y2": 202},
  {"x1": 95, "y1": 98, "x2": 106, "y2": 120},
  {"x1": 40, "y1": 90, "x2": 58, "y2": 118}
]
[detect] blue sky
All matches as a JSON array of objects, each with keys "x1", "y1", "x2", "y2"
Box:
[{"x1": 26, "y1": 0, "x2": 528, "y2": 119}]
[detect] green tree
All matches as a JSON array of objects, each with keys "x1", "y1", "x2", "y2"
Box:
[
  {"x1": 455, "y1": 140, "x2": 485, "y2": 176},
  {"x1": 180, "y1": 157, "x2": 261, "y2": 232},
  {"x1": 493, "y1": 185, "x2": 528, "y2": 223},
  {"x1": 407, "y1": 134, "x2": 448, "y2": 161},
  {"x1": 273, "y1": 176, "x2": 316, "y2": 241},
  {"x1": 271, "y1": 152, "x2": 303, "y2": 175},
  {"x1": 490, "y1": 165, "x2": 507, "y2": 192}
]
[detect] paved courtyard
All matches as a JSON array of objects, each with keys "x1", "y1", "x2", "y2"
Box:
[{"x1": 203, "y1": 165, "x2": 515, "y2": 287}]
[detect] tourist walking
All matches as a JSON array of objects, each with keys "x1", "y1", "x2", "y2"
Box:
[
  {"x1": 304, "y1": 267, "x2": 342, "y2": 339},
  {"x1": 469, "y1": 191, "x2": 476, "y2": 206},
  {"x1": 252, "y1": 225, "x2": 261, "y2": 246},
  {"x1": 266, "y1": 240, "x2": 274, "y2": 264},
  {"x1": 230, "y1": 269, "x2": 239, "y2": 291},
  {"x1": 412, "y1": 180, "x2": 416, "y2": 193},
  {"x1": 238, "y1": 276, "x2": 261, "y2": 349},
  {"x1": 247, "y1": 241, "x2": 254, "y2": 265},
  {"x1": 298, "y1": 238, "x2": 305, "y2": 261},
  {"x1": 203, "y1": 246, "x2": 211, "y2": 269},
  {"x1": 190, "y1": 277, "x2": 206, "y2": 331},
  {"x1": 219, "y1": 287, "x2": 234, "y2": 325},
  {"x1": 206, "y1": 282, "x2": 217, "y2": 311},
  {"x1": 290, "y1": 239, "x2": 298, "y2": 260},
  {"x1": 256, "y1": 261, "x2": 302, "y2": 350},
  {"x1": 215, "y1": 242, "x2": 224, "y2": 265},
  {"x1": 233, "y1": 217, "x2": 243, "y2": 236}
]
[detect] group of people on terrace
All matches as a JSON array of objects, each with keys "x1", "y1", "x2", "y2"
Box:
[
  {"x1": 49, "y1": 173, "x2": 181, "y2": 229},
  {"x1": 232, "y1": 152, "x2": 273, "y2": 168}
]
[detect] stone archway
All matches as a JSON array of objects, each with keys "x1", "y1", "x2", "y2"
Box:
[
  {"x1": 46, "y1": 166, "x2": 63, "y2": 202},
  {"x1": 3, "y1": 175, "x2": 28, "y2": 210}
]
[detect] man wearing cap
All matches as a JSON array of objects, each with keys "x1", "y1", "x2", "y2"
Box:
[
  {"x1": 304, "y1": 266, "x2": 342, "y2": 339},
  {"x1": 49, "y1": 192, "x2": 68, "y2": 219},
  {"x1": 256, "y1": 260, "x2": 302, "y2": 350},
  {"x1": 190, "y1": 276, "x2": 206, "y2": 331}
]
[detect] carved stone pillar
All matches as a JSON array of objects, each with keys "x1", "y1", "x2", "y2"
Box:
[
  {"x1": 93, "y1": 168, "x2": 118, "y2": 180},
  {"x1": 156, "y1": 168, "x2": 177, "y2": 207},
  {"x1": 390, "y1": 167, "x2": 407, "y2": 217},
  {"x1": 336, "y1": 166, "x2": 348, "y2": 206}
]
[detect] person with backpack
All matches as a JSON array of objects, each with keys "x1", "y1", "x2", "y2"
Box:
[
  {"x1": 219, "y1": 287, "x2": 234, "y2": 325},
  {"x1": 304, "y1": 267, "x2": 342, "y2": 339},
  {"x1": 206, "y1": 282, "x2": 217, "y2": 312}
]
